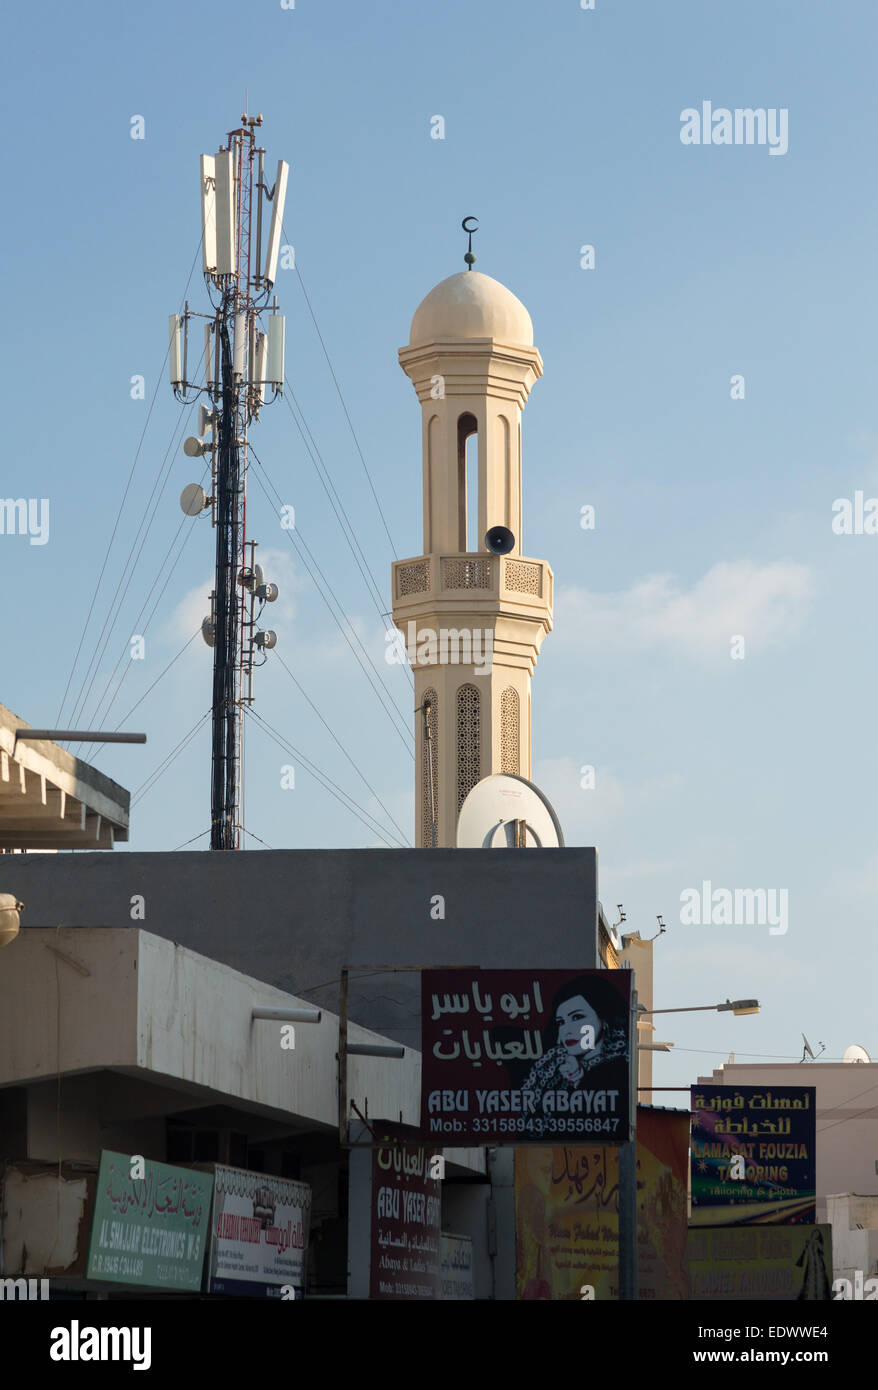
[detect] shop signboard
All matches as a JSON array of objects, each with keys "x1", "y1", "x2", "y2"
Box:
[
  {"x1": 208, "y1": 1166, "x2": 311, "y2": 1298},
  {"x1": 422, "y1": 968, "x2": 631, "y2": 1145},
  {"x1": 87, "y1": 1151, "x2": 213, "y2": 1291}
]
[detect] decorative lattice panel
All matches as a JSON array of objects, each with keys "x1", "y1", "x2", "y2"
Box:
[
  {"x1": 500, "y1": 687, "x2": 520, "y2": 775},
  {"x1": 456, "y1": 684, "x2": 481, "y2": 812},
  {"x1": 421, "y1": 689, "x2": 439, "y2": 846},
  {"x1": 398, "y1": 561, "x2": 430, "y2": 596},
  {"x1": 504, "y1": 559, "x2": 542, "y2": 596},
  {"x1": 442, "y1": 557, "x2": 492, "y2": 590}
]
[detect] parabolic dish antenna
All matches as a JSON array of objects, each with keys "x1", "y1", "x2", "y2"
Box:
[
  {"x1": 180, "y1": 483, "x2": 208, "y2": 516},
  {"x1": 456, "y1": 773, "x2": 564, "y2": 849},
  {"x1": 843, "y1": 1043, "x2": 871, "y2": 1063}
]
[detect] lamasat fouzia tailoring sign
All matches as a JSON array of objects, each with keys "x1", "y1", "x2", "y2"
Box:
[
  {"x1": 421, "y1": 969, "x2": 631, "y2": 1144},
  {"x1": 690, "y1": 1086, "x2": 816, "y2": 1225}
]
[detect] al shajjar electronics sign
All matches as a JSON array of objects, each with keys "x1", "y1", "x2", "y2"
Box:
[{"x1": 420, "y1": 969, "x2": 632, "y2": 1144}]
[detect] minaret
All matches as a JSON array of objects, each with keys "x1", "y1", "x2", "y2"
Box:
[{"x1": 393, "y1": 246, "x2": 553, "y2": 847}]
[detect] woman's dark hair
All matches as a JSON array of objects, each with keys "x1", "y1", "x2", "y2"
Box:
[{"x1": 542, "y1": 973, "x2": 629, "y2": 1050}]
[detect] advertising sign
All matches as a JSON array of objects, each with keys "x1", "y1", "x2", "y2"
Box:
[
  {"x1": 421, "y1": 968, "x2": 631, "y2": 1145},
  {"x1": 688, "y1": 1225, "x2": 834, "y2": 1300},
  {"x1": 690, "y1": 1085, "x2": 816, "y2": 1225},
  {"x1": 440, "y1": 1233, "x2": 474, "y2": 1300},
  {"x1": 87, "y1": 1151, "x2": 213, "y2": 1291},
  {"x1": 208, "y1": 1166, "x2": 312, "y2": 1298},
  {"x1": 371, "y1": 1126, "x2": 441, "y2": 1300},
  {"x1": 515, "y1": 1106, "x2": 689, "y2": 1300}
]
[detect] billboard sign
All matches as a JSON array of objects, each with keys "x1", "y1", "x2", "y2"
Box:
[
  {"x1": 208, "y1": 1166, "x2": 312, "y2": 1298},
  {"x1": 87, "y1": 1151, "x2": 213, "y2": 1291},
  {"x1": 515, "y1": 1106, "x2": 689, "y2": 1299},
  {"x1": 688, "y1": 1225, "x2": 833, "y2": 1300},
  {"x1": 690, "y1": 1085, "x2": 816, "y2": 1224},
  {"x1": 371, "y1": 1126, "x2": 441, "y2": 1300},
  {"x1": 440, "y1": 1233, "x2": 474, "y2": 1300},
  {"x1": 421, "y1": 968, "x2": 631, "y2": 1145}
]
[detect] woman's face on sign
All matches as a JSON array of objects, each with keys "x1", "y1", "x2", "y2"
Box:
[{"x1": 555, "y1": 995, "x2": 602, "y2": 1052}]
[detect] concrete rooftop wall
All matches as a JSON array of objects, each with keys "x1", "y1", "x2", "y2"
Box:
[{"x1": 5, "y1": 847, "x2": 598, "y2": 1048}]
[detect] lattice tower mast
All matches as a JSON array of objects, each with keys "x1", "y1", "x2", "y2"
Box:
[{"x1": 169, "y1": 113, "x2": 289, "y2": 849}]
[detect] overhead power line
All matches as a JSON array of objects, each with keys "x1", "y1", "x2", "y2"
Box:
[
  {"x1": 243, "y1": 705, "x2": 407, "y2": 848},
  {"x1": 287, "y1": 240, "x2": 399, "y2": 561},
  {"x1": 247, "y1": 446, "x2": 414, "y2": 756},
  {"x1": 57, "y1": 236, "x2": 203, "y2": 728},
  {"x1": 273, "y1": 648, "x2": 410, "y2": 845}
]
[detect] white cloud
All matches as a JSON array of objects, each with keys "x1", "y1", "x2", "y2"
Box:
[
  {"x1": 554, "y1": 560, "x2": 813, "y2": 662},
  {"x1": 533, "y1": 756, "x2": 685, "y2": 846}
]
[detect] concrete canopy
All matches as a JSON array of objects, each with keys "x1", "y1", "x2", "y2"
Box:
[{"x1": 0, "y1": 702, "x2": 130, "y2": 850}]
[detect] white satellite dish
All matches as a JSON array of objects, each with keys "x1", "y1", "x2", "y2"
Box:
[
  {"x1": 180, "y1": 483, "x2": 209, "y2": 516},
  {"x1": 456, "y1": 773, "x2": 564, "y2": 849},
  {"x1": 843, "y1": 1043, "x2": 871, "y2": 1064}
]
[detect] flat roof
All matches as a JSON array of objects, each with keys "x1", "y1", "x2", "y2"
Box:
[{"x1": 0, "y1": 701, "x2": 130, "y2": 849}]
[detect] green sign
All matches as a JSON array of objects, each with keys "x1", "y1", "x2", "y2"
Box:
[{"x1": 87, "y1": 1151, "x2": 213, "y2": 1291}]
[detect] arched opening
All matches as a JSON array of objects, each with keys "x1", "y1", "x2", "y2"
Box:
[{"x1": 457, "y1": 412, "x2": 478, "y2": 551}]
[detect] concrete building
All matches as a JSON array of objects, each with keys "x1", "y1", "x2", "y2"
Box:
[
  {"x1": 698, "y1": 1060, "x2": 878, "y2": 1250},
  {"x1": 825, "y1": 1194, "x2": 878, "y2": 1287},
  {"x1": 0, "y1": 925, "x2": 488, "y2": 1295}
]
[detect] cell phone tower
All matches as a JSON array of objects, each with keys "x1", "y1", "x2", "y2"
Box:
[{"x1": 169, "y1": 113, "x2": 288, "y2": 849}]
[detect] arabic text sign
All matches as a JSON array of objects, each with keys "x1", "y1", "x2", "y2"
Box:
[
  {"x1": 371, "y1": 1127, "x2": 441, "y2": 1300},
  {"x1": 690, "y1": 1086, "x2": 816, "y2": 1225},
  {"x1": 87, "y1": 1151, "x2": 213, "y2": 1291},
  {"x1": 441, "y1": 1233, "x2": 474, "y2": 1300},
  {"x1": 421, "y1": 969, "x2": 631, "y2": 1145},
  {"x1": 515, "y1": 1106, "x2": 689, "y2": 1300},
  {"x1": 688, "y1": 1225, "x2": 833, "y2": 1300},
  {"x1": 208, "y1": 1166, "x2": 312, "y2": 1298}
]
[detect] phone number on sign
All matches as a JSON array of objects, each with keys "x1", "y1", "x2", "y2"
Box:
[{"x1": 470, "y1": 1117, "x2": 620, "y2": 1134}]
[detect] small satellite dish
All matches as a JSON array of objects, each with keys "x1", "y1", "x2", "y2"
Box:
[
  {"x1": 485, "y1": 525, "x2": 515, "y2": 556},
  {"x1": 197, "y1": 404, "x2": 215, "y2": 437},
  {"x1": 183, "y1": 435, "x2": 209, "y2": 458},
  {"x1": 201, "y1": 616, "x2": 216, "y2": 647},
  {"x1": 457, "y1": 773, "x2": 564, "y2": 849},
  {"x1": 843, "y1": 1044, "x2": 871, "y2": 1064},
  {"x1": 180, "y1": 483, "x2": 208, "y2": 516}
]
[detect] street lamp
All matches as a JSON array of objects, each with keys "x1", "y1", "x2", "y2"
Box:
[{"x1": 638, "y1": 998, "x2": 760, "y2": 1017}]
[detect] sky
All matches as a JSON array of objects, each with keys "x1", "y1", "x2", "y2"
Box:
[{"x1": 1, "y1": 0, "x2": 876, "y2": 1089}]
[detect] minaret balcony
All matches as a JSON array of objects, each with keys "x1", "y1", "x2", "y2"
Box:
[{"x1": 392, "y1": 553, "x2": 553, "y2": 629}]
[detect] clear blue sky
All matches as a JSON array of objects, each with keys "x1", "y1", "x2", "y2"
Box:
[{"x1": 2, "y1": 0, "x2": 876, "y2": 1087}]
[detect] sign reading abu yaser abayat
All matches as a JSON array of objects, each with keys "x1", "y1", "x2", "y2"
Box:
[
  {"x1": 421, "y1": 969, "x2": 631, "y2": 1145},
  {"x1": 87, "y1": 1151, "x2": 214, "y2": 1291}
]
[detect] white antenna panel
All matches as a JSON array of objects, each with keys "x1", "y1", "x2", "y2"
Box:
[
  {"x1": 233, "y1": 312, "x2": 246, "y2": 379},
  {"x1": 214, "y1": 149, "x2": 237, "y2": 276},
  {"x1": 168, "y1": 314, "x2": 182, "y2": 387},
  {"x1": 200, "y1": 154, "x2": 216, "y2": 275},
  {"x1": 254, "y1": 330, "x2": 267, "y2": 403},
  {"x1": 203, "y1": 324, "x2": 215, "y2": 391},
  {"x1": 267, "y1": 314, "x2": 285, "y2": 385},
  {"x1": 263, "y1": 159, "x2": 289, "y2": 286}
]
